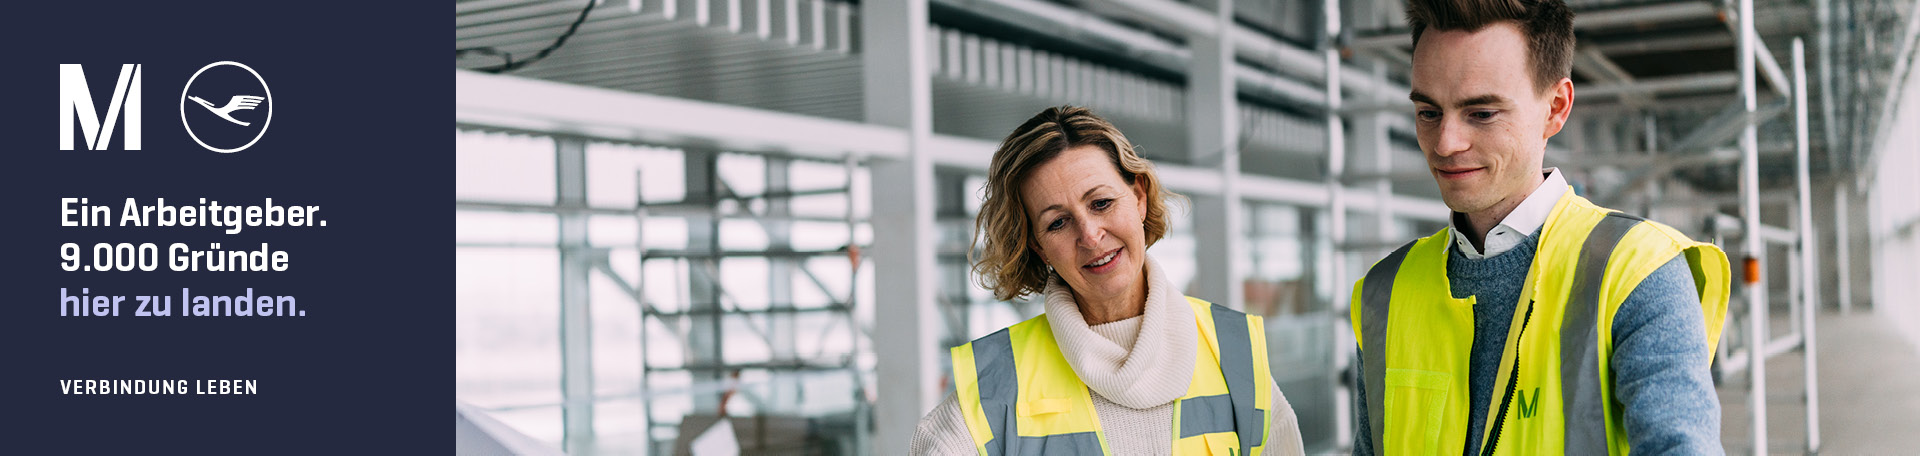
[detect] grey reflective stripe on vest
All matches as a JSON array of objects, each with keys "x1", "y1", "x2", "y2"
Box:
[
  {"x1": 1009, "y1": 432, "x2": 1104, "y2": 456},
  {"x1": 973, "y1": 329, "x2": 1105, "y2": 455},
  {"x1": 1208, "y1": 304, "x2": 1264, "y2": 450},
  {"x1": 1178, "y1": 394, "x2": 1238, "y2": 438},
  {"x1": 1361, "y1": 241, "x2": 1416, "y2": 453},
  {"x1": 972, "y1": 306, "x2": 1271, "y2": 455},
  {"x1": 1559, "y1": 213, "x2": 1643, "y2": 455},
  {"x1": 973, "y1": 328, "x2": 1019, "y2": 456}
]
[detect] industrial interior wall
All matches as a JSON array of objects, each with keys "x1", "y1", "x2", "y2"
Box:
[{"x1": 1870, "y1": 66, "x2": 1920, "y2": 354}]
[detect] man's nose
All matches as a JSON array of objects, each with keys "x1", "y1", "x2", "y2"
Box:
[{"x1": 1433, "y1": 119, "x2": 1470, "y2": 157}]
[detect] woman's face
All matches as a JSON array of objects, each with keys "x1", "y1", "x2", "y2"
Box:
[{"x1": 1020, "y1": 145, "x2": 1150, "y2": 308}]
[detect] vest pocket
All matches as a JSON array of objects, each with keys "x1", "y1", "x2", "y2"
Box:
[
  {"x1": 1201, "y1": 432, "x2": 1238, "y2": 455},
  {"x1": 1384, "y1": 368, "x2": 1452, "y2": 456}
]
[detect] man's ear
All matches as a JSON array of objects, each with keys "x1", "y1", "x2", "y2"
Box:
[{"x1": 1542, "y1": 77, "x2": 1575, "y2": 139}]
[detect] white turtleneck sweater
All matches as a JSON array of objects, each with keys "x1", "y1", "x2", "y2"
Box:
[{"x1": 910, "y1": 256, "x2": 1305, "y2": 455}]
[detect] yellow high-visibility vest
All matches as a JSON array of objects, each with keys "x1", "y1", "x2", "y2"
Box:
[
  {"x1": 950, "y1": 296, "x2": 1274, "y2": 455},
  {"x1": 1350, "y1": 188, "x2": 1730, "y2": 456}
]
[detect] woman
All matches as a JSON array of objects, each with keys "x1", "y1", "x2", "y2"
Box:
[{"x1": 911, "y1": 106, "x2": 1304, "y2": 455}]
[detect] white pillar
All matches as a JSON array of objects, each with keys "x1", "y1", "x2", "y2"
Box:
[
  {"x1": 864, "y1": 0, "x2": 939, "y2": 451},
  {"x1": 1323, "y1": 0, "x2": 1350, "y2": 449},
  {"x1": 1736, "y1": 0, "x2": 1769, "y2": 452},
  {"x1": 1187, "y1": 0, "x2": 1243, "y2": 309},
  {"x1": 767, "y1": 157, "x2": 799, "y2": 409},
  {"x1": 684, "y1": 149, "x2": 724, "y2": 414},
  {"x1": 1792, "y1": 38, "x2": 1822, "y2": 454},
  {"x1": 1836, "y1": 186, "x2": 1852, "y2": 314},
  {"x1": 556, "y1": 137, "x2": 596, "y2": 455},
  {"x1": 1323, "y1": 0, "x2": 1348, "y2": 308}
]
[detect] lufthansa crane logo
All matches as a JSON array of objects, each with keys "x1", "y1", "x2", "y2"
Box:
[{"x1": 178, "y1": 61, "x2": 272, "y2": 153}]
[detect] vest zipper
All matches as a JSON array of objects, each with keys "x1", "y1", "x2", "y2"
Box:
[{"x1": 1480, "y1": 301, "x2": 1534, "y2": 456}]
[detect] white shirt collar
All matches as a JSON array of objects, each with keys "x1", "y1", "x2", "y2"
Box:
[{"x1": 1449, "y1": 168, "x2": 1567, "y2": 260}]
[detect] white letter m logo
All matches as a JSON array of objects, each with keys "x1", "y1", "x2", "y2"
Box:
[{"x1": 59, "y1": 64, "x2": 141, "y2": 150}]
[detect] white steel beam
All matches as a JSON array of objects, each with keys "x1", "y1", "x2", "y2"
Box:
[
  {"x1": 1577, "y1": 2, "x2": 1719, "y2": 30},
  {"x1": 1579, "y1": 72, "x2": 1740, "y2": 99},
  {"x1": 456, "y1": 70, "x2": 907, "y2": 161}
]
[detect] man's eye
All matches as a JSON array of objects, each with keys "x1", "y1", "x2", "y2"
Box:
[
  {"x1": 1047, "y1": 217, "x2": 1067, "y2": 231},
  {"x1": 1470, "y1": 111, "x2": 1497, "y2": 120},
  {"x1": 1092, "y1": 198, "x2": 1113, "y2": 211},
  {"x1": 1416, "y1": 110, "x2": 1440, "y2": 121}
]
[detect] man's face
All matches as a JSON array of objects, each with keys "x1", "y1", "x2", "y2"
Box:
[{"x1": 1409, "y1": 22, "x2": 1572, "y2": 216}]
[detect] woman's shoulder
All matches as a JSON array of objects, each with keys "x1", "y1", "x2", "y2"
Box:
[{"x1": 909, "y1": 391, "x2": 975, "y2": 455}]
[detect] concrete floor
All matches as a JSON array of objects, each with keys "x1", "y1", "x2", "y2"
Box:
[{"x1": 1717, "y1": 311, "x2": 1920, "y2": 454}]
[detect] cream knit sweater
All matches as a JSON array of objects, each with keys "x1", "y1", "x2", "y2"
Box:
[{"x1": 910, "y1": 256, "x2": 1305, "y2": 455}]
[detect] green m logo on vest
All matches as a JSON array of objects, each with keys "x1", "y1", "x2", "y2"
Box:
[{"x1": 1518, "y1": 387, "x2": 1541, "y2": 418}]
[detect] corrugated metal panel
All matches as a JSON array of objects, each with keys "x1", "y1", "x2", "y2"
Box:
[
  {"x1": 456, "y1": 0, "x2": 1341, "y2": 166},
  {"x1": 457, "y1": 0, "x2": 864, "y2": 120}
]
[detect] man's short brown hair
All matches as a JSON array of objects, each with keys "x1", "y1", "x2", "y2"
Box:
[{"x1": 1406, "y1": 0, "x2": 1575, "y2": 91}]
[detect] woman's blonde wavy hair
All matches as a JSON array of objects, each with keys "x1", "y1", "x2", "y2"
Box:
[{"x1": 971, "y1": 106, "x2": 1181, "y2": 301}]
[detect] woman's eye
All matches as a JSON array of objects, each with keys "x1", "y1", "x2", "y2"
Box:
[
  {"x1": 1092, "y1": 198, "x2": 1113, "y2": 211},
  {"x1": 1047, "y1": 217, "x2": 1067, "y2": 231}
]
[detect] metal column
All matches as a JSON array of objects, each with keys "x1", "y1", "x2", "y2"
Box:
[
  {"x1": 1325, "y1": 1, "x2": 1350, "y2": 449},
  {"x1": 864, "y1": 0, "x2": 940, "y2": 451},
  {"x1": 555, "y1": 137, "x2": 597, "y2": 454},
  {"x1": 1187, "y1": 0, "x2": 1243, "y2": 309},
  {"x1": 684, "y1": 149, "x2": 724, "y2": 414},
  {"x1": 1792, "y1": 38, "x2": 1823, "y2": 454},
  {"x1": 767, "y1": 157, "x2": 799, "y2": 410},
  {"x1": 1323, "y1": 0, "x2": 1347, "y2": 312},
  {"x1": 1836, "y1": 186, "x2": 1852, "y2": 314},
  {"x1": 1736, "y1": 0, "x2": 1770, "y2": 453}
]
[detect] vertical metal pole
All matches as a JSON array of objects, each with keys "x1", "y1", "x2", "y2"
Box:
[
  {"x1": 1324, "y1": 1, "x2": 1350, "y2": 449},
  {"x1": 634, "y1": 168, "x2": 659, "y2": 454},
  {"x1": 1793, "y1": 38, "x2": 1823, "y2": 455},
  {"x1": 766, "y1": 157, "x2": 797, "y2": 409},
  {"x1": 843, "y1": 154, "x2": 869, "y2": 455},
  {"x1": 1643, "y1": 115, "x2": 1660, "y2": 216},
  {"x1": 1323, "y1": 1, "x2": 1350, "y2": 448},
  {"x1": 685, "y1": 150, "x2": 723, "y2": 414},
  {"x1": 556, "y1": 137, "x2": 597, "y2": 455},
  {"x1": 1816, "y1": 0, "x2": 1842, "y2": 173},
  {"x1": 1737, "y1": 0, "x2": 1769, "y2": 452},
  {"x1": 1836, "y1": 186, "x2": 1852, "y2": 314},
  {"x1": 1324, "y1": 0, "x2": 1346, "y2": 310},
  {"x1": 1187, "y1": 0, "x2": 1242, "y2": 309},
  {"x1": 863, "y1": 0, "x2": 938, "y2": 450}
]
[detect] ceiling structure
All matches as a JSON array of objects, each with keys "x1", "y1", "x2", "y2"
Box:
[{"x1": 458, "y1": 0, "x2": 1918, "y2": 204}]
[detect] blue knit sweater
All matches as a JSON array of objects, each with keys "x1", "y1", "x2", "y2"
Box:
[{"x1": 1353, "y1": 229, "x2": 1723, "y2": 455}]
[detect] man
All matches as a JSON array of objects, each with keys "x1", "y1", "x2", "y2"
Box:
[{"x1": 1349, "y1": 0, "x2": 1732, "y2": 454}]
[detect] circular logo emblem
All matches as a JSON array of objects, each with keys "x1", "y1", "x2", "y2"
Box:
[{"x1": 179, "y1": 61, "x2": 272, "y2": 153}]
